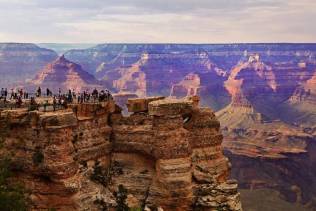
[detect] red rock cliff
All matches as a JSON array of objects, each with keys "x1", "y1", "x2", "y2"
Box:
[{"x1": 0, "y1": 97, "x2": 242, "y2": 211}]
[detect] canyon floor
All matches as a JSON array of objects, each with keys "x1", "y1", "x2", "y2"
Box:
[{"x1": 240, "y1": 189, "x2": 310, "y2": 211}]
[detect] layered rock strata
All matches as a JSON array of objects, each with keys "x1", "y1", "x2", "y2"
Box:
[
  {"x1": 29, "y1": 55, "x2": 102, "y2": 93},
  {"x1": 0, "y1": 97, "x2": 242, "y2": 211}
]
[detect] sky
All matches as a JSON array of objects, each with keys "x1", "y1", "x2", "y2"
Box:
[{"x1": 0, "y1": 0, "x2": 315, "y2": 43}]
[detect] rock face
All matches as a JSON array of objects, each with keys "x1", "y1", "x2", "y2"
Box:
[
  {"x1": 28, "y1": 55, "x2": 103, "y2": 93},
  {"x1": 112, "y1": 53, "x2": 148, "y2": 97},
  {"x1": 0, "y1": 97, "x2": 242, "y2": 210},
  {"x1": 112, "y1": 92, "x2": 139, "y2": 115},
  {"x1": 63, "y1": 43, "x2": 316, "y2": 116},
  {"x1": 0, "y1": 43, "x2": 58, "y2": 87},
  {"x1": 284, "y1": 68, "x2": 316, "y2": 125},
  {"x1": 214, "y1": 54, "x2": 316, "y2": 208},
  {"x1": 171, "y1": 73, "x2": 202, "y2": 97},
  {"x1": 65, "y1": 44, "x2": 231, "y2": 109}
]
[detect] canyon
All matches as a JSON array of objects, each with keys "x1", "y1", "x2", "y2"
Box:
[
  {"x1": 0, "y1": 96, "x2": 242, "y2": 210},
  {"x1": 1, "y1": 43, "x2": 316, "y2": 209},
  {"x1": 0, "y1": 43, "x2": 57, "y2": 88}
]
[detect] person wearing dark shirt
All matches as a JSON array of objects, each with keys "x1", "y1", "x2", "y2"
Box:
[{"x1": 37, "y1": 87, "x2": 42, "y2": 97}]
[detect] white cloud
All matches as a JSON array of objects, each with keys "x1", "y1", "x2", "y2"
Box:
[{"x1": 0, "y1": 0, "x2": 315, "y2": 43}]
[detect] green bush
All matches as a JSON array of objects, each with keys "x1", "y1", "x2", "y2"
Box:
[
  {"x1": 130, "y1": 207, "x2": 142, "y2": 211},
  {"x1": 94, "y1": 198, "x2": 108, "y2": 211},
  {"x1": 90, "y1": 161, "x2": 110, "y2": 187},
  {"x1": 114, "y1": 184, "x2": 129, "y2": 211},
  {"x1": 32, "y1": 150, "x2": 44, "y2": 165},
  {"x1": 0, "y1": 157, "x2": 29, "y2": 211},
  {"x1": 0, "y1": 119, "x2": 29, "y2": 210}
]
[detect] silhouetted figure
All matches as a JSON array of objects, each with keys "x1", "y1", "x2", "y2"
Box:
[
  {"x1": 92, "y1": 88, "x2": 98, "y2": 102},
  {"x1": 4, "y1": 88, "x2": 7, "y2": 99},
  {"x1": 44, "y1": 100, "x2": 50, "y2": 112},
  {"x1": 1, "y1": 88, "x2": 4, "y2": 98},
  {"x1": 19, "y1": 89, "x2": 23, "y2": 97},
  {"x1": 37, "y1": 87, "x2": 42, "y2": 97},
  {"x1": 68, "y1": 89, "x2": 73, "y2": 103},
  {"x1": 53, "y1": 96, "x2": 57, "y2": 111},
  {"x1": 77, "y1": 95, "x2": 81, "y2": 104},
  {"x1": 10, "y1": 89, "x2": 14, "y2": 99},
  {"x1": 16, "y1": 96, "x2": 22, "y2": 108}
]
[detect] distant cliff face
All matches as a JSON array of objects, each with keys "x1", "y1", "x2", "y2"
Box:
[
  {"x1": 214, "y1": 52, "x2": 316, "y2": 208},
  {"x1": 64, "y1": 44, "x2": 316, "y2": 112},
  {"x1": 0, "y1": 43, "x2": 58, "y2": 87},
  {"x1": 29, "y1": 55, "x2": 102, "y2": 93},
  {"x1": 65, "y1": 44, "x2": 234, "y2": 109},
  {"x1": 0, "y1": 97, "x2": 242, "y2": 211}
]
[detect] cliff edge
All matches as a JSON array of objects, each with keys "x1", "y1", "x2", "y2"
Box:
[{"x1": 0, "y1": 96, "x2": 242, "y2": 211}]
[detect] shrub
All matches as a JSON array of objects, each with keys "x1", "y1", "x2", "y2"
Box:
[
  {"x1": 0, "y1": 118, "x2": 28, "y2": 210},
  {"x1": 90, "y1": 161, "x2": 110, "y2": 187},
  {"x1": 114, "y1": 184, "x2": 129, "y2": 211},
  {"x1": 32, "y1": 150, "x2": 44, "y2": 165},
  {"x1": 94, "y1": 198, "x2": 108, "y2": 211},
  {"x1": 0, "y1": 157, "x2": 29, "y2": 211}
]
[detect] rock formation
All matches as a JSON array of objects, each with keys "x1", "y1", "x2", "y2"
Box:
[
  {"x1": 0, "y1": 96, "x2": 242, "y2": 210},
  {"x1": 0, "y1": 43, "x2": 57, "y2": 88},
  {"x1": 112, "y1": 53, "x2": 148, "y2": 97},
  {"x1": 112, "y1": 92, "x2": 139, "y2": 115},
  {"x1": 28, "y1": 55, "x2": 103, "y2": 93},
  {"x1": 65, "y1": 44, "x2": 231, "y2": 108},
  {"x1": 170, "y1": 73, "x2": 202, "y2": 98},
  {"x1": 215, "y1": 55, "x2": 316, "y2": 208}
]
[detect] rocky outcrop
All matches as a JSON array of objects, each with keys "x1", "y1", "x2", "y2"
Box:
[
  {"x1": 224, "y1": 54, "x2": 277, "y2": 108},
  {"x1": 110, "y1": 97, "x2": 241, "y2": 210},
  {"x1": 171, "y1": 73, "x2": 202, "y2": 98},
  {"x1": 288, "y1": 67, "x2": 316, "y2": 105},
  {"x1": 28, "y1": 55, "x2": 103, "y2": 93},
  {"x1": 0, "y1": 102, "x2": 116, "y2": 210},
  {"x1": 113, "y1": 92, "x2": 139, "y2": 115},
  {"x1": 0, "y1": 97, "x2": 242, "y2": 211},
  {"x1": 112, "y1": 53, "x2": 148, "y2": 97}
]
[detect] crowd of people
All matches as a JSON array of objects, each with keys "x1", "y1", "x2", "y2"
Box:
[
  {"x1": 0, "y1": 87, "x2": 113, "y2": 110},
  {"x1": 1, "y1": 88, "x2": 30, "y2": 107}
]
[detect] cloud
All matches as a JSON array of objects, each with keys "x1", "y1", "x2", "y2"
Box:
[{"x1": 0, "y1": 0, "x2": 315, "y2": 43}]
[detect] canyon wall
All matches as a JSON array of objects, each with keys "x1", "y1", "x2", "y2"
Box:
[
  {"x1": 0, "y1": 97, "x2": 242, "y2": 211},
  {"x1": 0, "y1": 43, "x2": 58, "y2": 88}
]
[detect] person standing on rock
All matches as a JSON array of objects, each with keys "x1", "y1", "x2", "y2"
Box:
[
  {"x1": 53, "y1": 96, "x2": 57, "y2": 111},
  {"x1": 67, "y1": 89, "x2": 73, "y2": 103},
  {"x1": 83, "y1": 91, "x2": 86, "y2": 102},
  {"x1": 29, "y1": 97, "x2": 38, "y2": 111},
  {"x1": 4, "y1": 88, "x2": 7, "y2": 100},
  {"x1": 46, "y1": 88, "x2": 50, "y2": 97},
  {"x1": 1, "y1": 88, "x2": 4, "y2": 99},
  {"x1": 77, "y1": 94, "x2": 81, "y2": 104},
  {"x1": 92, "y1": 88, "x2": 98, "y2": 102},
  {"x1": 10, "y1": 89, "x2": 14, "y2": 99},
  {"x1": 37, "y1": 87, "x2": 41, "y2": 97},
  {"x1": 16, "y1": 96, "x2": 22, "y2": 108},
  {"x1": 19, "y1": 89, "x2": 23, "y2": 98}
]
